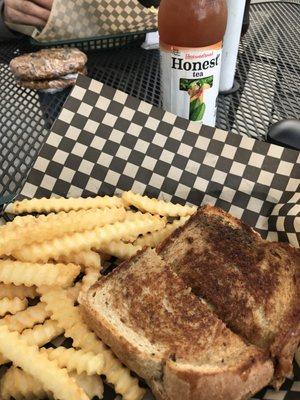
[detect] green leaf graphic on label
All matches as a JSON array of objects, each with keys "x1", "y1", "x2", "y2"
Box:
[
  {"x1": 180, "y1": 76, "x2": 213, "y2": 122},
  {"x1": 190, "y1": 101, "x2": 201, "y2": 120},
  {"x1": 191, "y1": 102, "x2": 206, "y2": 121},
  {"x1": 190, "y1": 98, "x2": 199, "y2": 114}
]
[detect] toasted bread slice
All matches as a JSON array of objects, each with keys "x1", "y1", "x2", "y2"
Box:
[
  {"x1": 158, "y1": 205, "x2": 300, "y2": 386},
  {"x1": 81, "y1": 248, "x2": 273, "y2": 400}
]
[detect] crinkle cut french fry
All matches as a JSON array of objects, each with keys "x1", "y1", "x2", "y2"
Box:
[
  {"x1": 103, "y1": 209, "x2": 160, "y2": 244},
  {"x1": 72, "y1": 372, "x2": 104, "y2": 399},
  {"x1": 1, "y1": 367, "x2": 104, "y2": 400},
  {"x1": 100, "y1": 350, "x2": 145, "y2": 400},
  {"x1": 57, "y1": 251, "x2": 101, "y2": 271},
  {"x1": 0, "y1": 326, "x2": 89, "y2": 400},
  {"x1": 40, "y1": 346, "x2": 105, "y2": 376},
  {"x1": 7, "y1": 195, "x2": 125, "y2": 214},
  {"x1": 68, "y1": 282, "x2": 83, "y2": 302},
  {"x1": 10, "y1": 215, "x2": 36, "y2": 225},
  {"x1": 0, "y1": 284, "x2": 37, "y2": 300},
  {"x1": 0, "y1": 320, "x2": 64, "y2": 365},
  {"x1": 0, "y1": 207, "x2": 126, "y2": 256},
  {"x1": 0, "y1": 260, "x2": 80, "y2": 288},
  {"x1": 1, "y1": 367, "x2": 52, "y2": 400},
  {"x1": 122, "y1": 191, "x2": 197, "y2": 217},
  {"x1": 134, "y1": 216, "x2": 190, "y2": 247},
  {"x1": 99, "y1": 241, "x2": 142, "y2": 259},
  {"x1": 0, "y1": 302, "x2": 51, "y2": 333},
  {"x1": 40, "y1": 287, "x2": 145, "y2": 400},
  {"x1": 0, "y1": 215, "x2": 36, "y2": 231},
  {"x1": 0, "y1": 298, "x2": 28, "y2": 317},
  {"x1": 77, "y1": 268, "x2": 100, "y2": 306},
  {"x1": 66, "y1": 339, "x2": 145, "y2": 400},
  {"x1": 81, "y1": 268, "x2": 100, "y2": 295},
  {"x1": 0, "y1": 216, "x2": 36, "y2": 241},
  {"x1": 21, "y1": 319, "x2": 64, "y2": 348},
  {"x1": 39, "y1": 286, "x2": 105, "y2": 354},
  {"x1": 14, "y1": 213, "x2": 166, "y2": 263}
]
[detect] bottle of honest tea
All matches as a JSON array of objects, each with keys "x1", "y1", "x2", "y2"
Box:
[{"x1": 158, "y1": 0, "x2": 228, "y2": 127}]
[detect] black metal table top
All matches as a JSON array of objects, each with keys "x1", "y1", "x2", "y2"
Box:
[{"x1": 0, "y1": 0, "x2": 299, "y2": 198}]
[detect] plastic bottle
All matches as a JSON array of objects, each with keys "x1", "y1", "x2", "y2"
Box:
[
  {"x1": 219, "y1": 0, "x2": 246, "y2": 93},
  {"x1": 158, "y1": 0, "x2": 228, "y2": 127}
]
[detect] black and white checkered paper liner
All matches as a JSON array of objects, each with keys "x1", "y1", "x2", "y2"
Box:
[
  {"x1": 13, "y1": 74, "x2": 300, "y2": 399},
  {"x1": 20, "y1": 75, "x2": 299, "y2": 247}
]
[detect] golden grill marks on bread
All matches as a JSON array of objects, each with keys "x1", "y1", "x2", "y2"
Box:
[
  {"x1": 81, "y1": 248, "x2": 274, "y2": 400},
  {"x1": 157, "y1": 205, "x2": 300, "y2": 387}
]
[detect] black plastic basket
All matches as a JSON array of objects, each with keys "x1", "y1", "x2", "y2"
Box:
[{"x1": 29, "y1": 30, "x2": 155, "y2": 52}]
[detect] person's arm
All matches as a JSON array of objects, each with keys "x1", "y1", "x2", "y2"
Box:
[
  {"x1": 0, "y1": 0, "x2": 18, "y2": 39},
  {"x1": 0, "y1": 0, "x2": 53, "y2": 40}
]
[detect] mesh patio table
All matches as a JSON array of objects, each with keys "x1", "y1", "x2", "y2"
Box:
[{"x1": 0, "y1": 0, "x2": 299, "y2": 198}]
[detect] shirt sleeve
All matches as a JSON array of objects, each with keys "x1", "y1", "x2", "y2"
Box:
[{"x1": 0, "y1": 0, "x2": 19, "y2": 39}]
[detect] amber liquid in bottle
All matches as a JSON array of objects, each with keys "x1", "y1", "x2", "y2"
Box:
[{"x1": 158, "y1": 0, "x2": 227, "y2": 127}]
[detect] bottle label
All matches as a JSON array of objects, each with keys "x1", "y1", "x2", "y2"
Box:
[{"x1": 160, "y1": 41, "x2": 223, "y2": 127}]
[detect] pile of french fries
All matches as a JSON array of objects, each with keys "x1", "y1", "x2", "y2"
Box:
[{"x1": 0, "y1": 192, "x2": 195, "y2": 400}]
